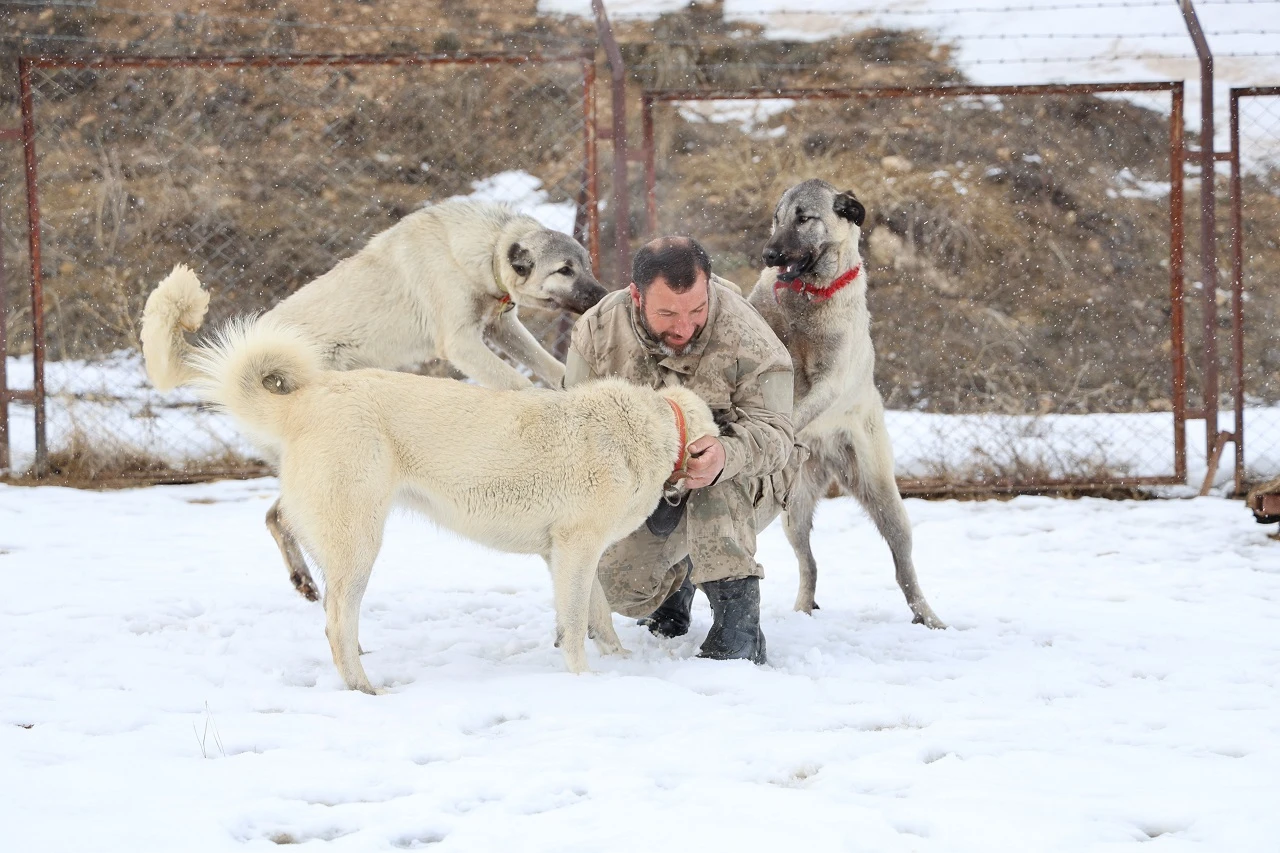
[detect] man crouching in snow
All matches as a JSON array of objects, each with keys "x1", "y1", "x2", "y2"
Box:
[{"x1": 565, "y1": 236, "x2": 800, "y2": 665}]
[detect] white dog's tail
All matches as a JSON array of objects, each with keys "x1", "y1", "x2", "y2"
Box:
[
  {"x1": 140, "y1": 264, "x2": 212, "y2": 391},
  {"x1": 187, "y1": 317, "x2": 323, "y2": 446}
]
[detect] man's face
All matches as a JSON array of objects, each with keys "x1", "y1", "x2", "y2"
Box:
[{"x1": 630, "y1": 273, "x2": 709, "y2": 356}]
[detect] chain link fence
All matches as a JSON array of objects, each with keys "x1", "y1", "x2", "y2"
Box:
[
  {"x1": 7, "y1": 49, "x2": 1277, "y2": 494},
  {"x1": 642, "y1": 84, "x2": 1190, "y2": 492},
  {"x1": 1230, "y1": 88, "x2": 1280, "y2": 488},
  {"x1": 7, "y1": 51, "x2": 597, "y2": 479}
]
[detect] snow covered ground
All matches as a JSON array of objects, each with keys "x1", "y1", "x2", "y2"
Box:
[
  {"x1": 2, "y1": 477, "x2": 1278, "y2": 851},
  {"x1": 542, "y1": 0, "x2": 1280, "y2": 164}
]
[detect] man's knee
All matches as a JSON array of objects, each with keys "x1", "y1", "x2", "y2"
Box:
[{"x1": 597, "y1": 530, "x2": 689, "y2": 618}]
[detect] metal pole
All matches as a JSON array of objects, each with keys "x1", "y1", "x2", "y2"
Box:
[
  {"x1": 19, "y1": 58, "x2": 46, "y2": 476},
  {"x1": 1229, "y1": 89, "x2": 1245, "y2": 493},
  {"x1": 1170, "y1": 84, "x2": 1188, "y2": 484},
  {"x1": 591, "y1": 0, "x2": 630, "y2": 288},
  {"x1": 582, "y1": 57, "x2": 600, "y2": 275},
  {"x1": 642, "y1": 94, "x2": 656, "y2": 237},
  {"x1": 1178, "y1": 0, "x2": 1219, "y2": 462},
  {"x1": 0, "y1": 131, "x2": 12, "y2": 473}
]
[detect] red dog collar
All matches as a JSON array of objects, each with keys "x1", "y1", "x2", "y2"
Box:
[
  {"x1": 773, "y1": 264, "x2": 861, "y2": 304},
  {"x1": 666, "y1": 397, "x2": 688, "y2": 475}
]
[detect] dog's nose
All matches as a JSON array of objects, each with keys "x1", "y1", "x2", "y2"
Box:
[
  {"x1": 762, "y1": 247, "x2": 785, "y2": 268},
  {"x1": 566, "y1": 277, "x2": 607, "y2": 314}
]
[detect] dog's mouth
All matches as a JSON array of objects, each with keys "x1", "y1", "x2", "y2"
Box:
[{"x1": 774, "y1": 255, "x2": 814, "y2": 283}]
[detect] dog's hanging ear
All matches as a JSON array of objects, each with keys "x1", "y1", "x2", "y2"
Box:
[
  {"x1": 833, "y1": 191, "x2": 866, "y2": 227},
  {"x1": 507, "y1": 243, "x2": 535, "y2": 279}
]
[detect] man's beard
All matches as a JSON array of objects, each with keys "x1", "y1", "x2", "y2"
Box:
[{"x1": 638, "y1": 310, "x2": 698, "y2": 357}]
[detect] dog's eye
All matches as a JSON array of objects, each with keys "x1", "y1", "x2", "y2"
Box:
[
  {"x1": 558, "y1": 266, "x2": 573, "y2": 276},
  {"x1": 795, "y1": 214, "x2": 811, "y2": 223}
]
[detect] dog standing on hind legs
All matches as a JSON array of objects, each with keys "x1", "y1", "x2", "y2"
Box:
[
  {"x1": 140, "y1": 200, "x2": 606, "y2": 603},
  {"x1": 747, "y1": 179, "x2": 945, "y2": 628}
]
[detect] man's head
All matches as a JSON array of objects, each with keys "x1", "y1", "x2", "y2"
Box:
[{"x1": 629, "y1": 236, "x2": 712, "y2": 356}]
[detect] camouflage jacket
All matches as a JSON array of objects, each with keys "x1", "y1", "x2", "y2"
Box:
[{"x1": 564, "y1": 278, "x2": 795, "y2": 485}]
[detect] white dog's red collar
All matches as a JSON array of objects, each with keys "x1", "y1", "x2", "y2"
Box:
[
  {"x1": 773, "y1": 264, "x2": 861, "y2": 304},
  {"x1": 666, "y1": 398, "x2": 688, "y2": 475},
  {"x1": 492, "y1": 257, "x2": 516, "y2": 313}
]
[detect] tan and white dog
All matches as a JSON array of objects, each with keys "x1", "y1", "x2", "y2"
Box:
[
  {"x1": 142, "y1": 200, "x2": 606, "y2": 602},
  {"x1": 163, "y1": 305, "x2": 716, "y2": 693},
  {"x1": 747, "y1": 179, "x2": 945, "y2": 628}
]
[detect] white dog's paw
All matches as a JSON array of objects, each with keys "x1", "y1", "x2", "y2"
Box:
[{"x1": 595, "y1": 641, "x2": 631, "y2": 658}]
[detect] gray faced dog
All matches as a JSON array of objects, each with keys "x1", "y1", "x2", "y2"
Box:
[
  {"x1": 747, "y1": 179, "x2": 945, "y2": 628},
  {"x1": 142, "y1": 200, "x2": 606, "y2": 603}
]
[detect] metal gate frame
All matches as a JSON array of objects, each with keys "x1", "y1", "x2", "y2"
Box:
[
  {"x1": 9, "y1": 49, "x2": 600, "y2": 478},
  {"x1": 641, "y1": 82, "x2": 1190, "y2": 494},
  {"x1": 1227, "y1": 86, "x2": 1280, "y2": 495}
]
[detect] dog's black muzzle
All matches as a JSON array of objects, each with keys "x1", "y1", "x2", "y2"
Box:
[
  {"x1": 763, "y1": 245, "x2": 815, "y2": 284},
  {"x1": 561, "y1": 276, "x2": 608, "y2": 314}
]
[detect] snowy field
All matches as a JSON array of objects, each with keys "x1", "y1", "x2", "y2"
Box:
[{"x1": 3, "y1": 477, "x2": 1278, "y2": 851}]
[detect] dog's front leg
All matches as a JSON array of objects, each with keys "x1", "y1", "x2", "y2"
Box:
[
  {"x1": 443, "y1": 335, "x2": 535, "y2": 391},
  {"x1": 793, "y1": 376, "x2": 845, "y2": 434},
  {"x1": 488, "y1": 310, "x2": 567, "y2": 388}
]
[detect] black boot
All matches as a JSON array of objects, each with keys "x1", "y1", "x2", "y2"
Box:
[
  {"x1": 698, "y1": 576, "x2": 767, "y2": 665},
  {"x1": 637, "y1": 558, "x2": 694, "y2": 638}
]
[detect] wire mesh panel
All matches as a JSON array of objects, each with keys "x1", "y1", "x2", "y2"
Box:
[
  {"x1": 643, "y1": 84, "x2": 1186, "y2": 493},
  {"x1": 15, "y1": 52, "x2": 597, "y2": 480},
  {"x1": 1, "y1": 121, "x2": 33, "y2": 474},
  {"x1": 1232, "y1": 89, "x2": 1280, "y2": 487}
]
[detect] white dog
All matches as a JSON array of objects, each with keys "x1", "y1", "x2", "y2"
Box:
[
  {"x1": 141, "y1": 200, "x2": 605, "y2": 601},
  {"x1": 748, "y1": 179, "x2": 945, "y2": 629},
  {"x1": 167, "y1": 301, "x2": 717, "y2": 693}
]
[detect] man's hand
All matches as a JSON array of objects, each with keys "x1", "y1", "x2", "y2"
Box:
[{"x1": 683, "y1": 435, "x2": 726, "y2": 489}]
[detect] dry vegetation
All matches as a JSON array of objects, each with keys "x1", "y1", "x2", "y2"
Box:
[{"x1": 0, "y1": 0, "x2": 1278, "y2": 482}]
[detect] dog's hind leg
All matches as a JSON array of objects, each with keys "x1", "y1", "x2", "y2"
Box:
[
  {"x1": 548, "y1": 533, "x2": 610, "y2": 673},
  {"x1": 265, "y1": 498, "x2": 320, "y2": 602},
  {"x1": 838, "y1": 419, "x2": 947, "y2": 630},
  {"x1": 587, "y1": 573, "x2": 628, "y2": 657},
  {"x1": 304, "y1": 495, "x2": 388, "y2": 694},
  {"x1": 785, "y1": 458, "x2": 827, "y2": 614}
]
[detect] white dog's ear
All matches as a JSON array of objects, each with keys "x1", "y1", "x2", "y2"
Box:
[
  {"x1": 507, "y1": 243, "x2": 534, "y2": 278},
  {"x1": 833, "y1": 191, "x2": 866, "y2": 227}
]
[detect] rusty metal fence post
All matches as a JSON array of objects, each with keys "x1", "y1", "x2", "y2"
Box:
[
  {"x1": 15, "y1": 50, "x2": 600, "y2": 481},
  {"x1": 18, "y1": 59, "x2": 46, "y2": 476},
  {"x1": 591, "y1": 0, "x2": 630, "y2": 290},
  {"x1": 642, "y1": 82, "x2": 1189, "y2": 495}
]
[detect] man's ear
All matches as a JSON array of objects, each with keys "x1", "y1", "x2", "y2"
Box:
[
  {"x1": 629, "y1": 282, "x2": 642, "y2": 307},
  {"x1": 833, "y1": 191, "x2": 866, "y2": 227},
  {"x1": 507, "y1": 243, "x2": 534, "y2": 278}
]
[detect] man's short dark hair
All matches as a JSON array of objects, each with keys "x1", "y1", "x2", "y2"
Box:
[{"x1": 632, "y1": 236, "x2": 712, "y2": 294}]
